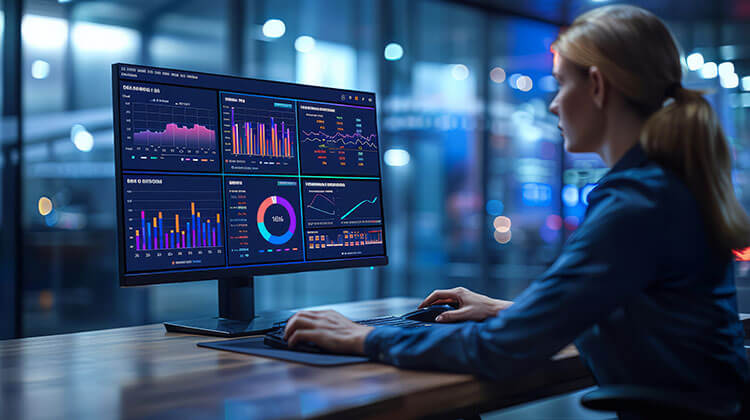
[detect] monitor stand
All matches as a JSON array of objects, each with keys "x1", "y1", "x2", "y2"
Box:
[{"x1": 164, "y1": 276, "x2": 292, "y2": 337}]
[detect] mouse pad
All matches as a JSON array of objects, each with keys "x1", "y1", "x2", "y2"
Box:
[{"x1": 197, "y1": 337, "x2": 370, "y2": 366}]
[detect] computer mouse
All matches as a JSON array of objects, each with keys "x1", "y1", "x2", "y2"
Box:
[{"x1": 401, "y1": 304, "x2": 454, "y2": 323}]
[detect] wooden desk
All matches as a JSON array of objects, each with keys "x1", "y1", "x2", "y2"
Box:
[{"x1": 0, "y1": 297, "x2": 593, "y2": 420}]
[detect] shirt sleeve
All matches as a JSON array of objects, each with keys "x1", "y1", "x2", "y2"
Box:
[{"x1": 364, "y1": 176, "x2": 665, "y2": 381}]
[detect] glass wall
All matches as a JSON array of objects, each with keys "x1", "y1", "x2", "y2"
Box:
[{"x1": 9, "y1": 0, "x2": 750, "y2": 337}]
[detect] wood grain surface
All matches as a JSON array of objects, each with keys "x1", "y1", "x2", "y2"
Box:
[{"x1": 0, "y1": 298, "x2": 593, "y2": 420}]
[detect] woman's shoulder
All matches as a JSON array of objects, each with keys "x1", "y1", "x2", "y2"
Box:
[
  {"x1": 598, "y1": 155, "x2": 691, "y2": 195},
  {"x1": 588, "y1": 159, "x2": 699, "y2": 221}
]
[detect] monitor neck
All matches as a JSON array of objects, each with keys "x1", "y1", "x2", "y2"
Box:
[{"x1": 218, "y1": 276, "x2": 255, "y2": 321}]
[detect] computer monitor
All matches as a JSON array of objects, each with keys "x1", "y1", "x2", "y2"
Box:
[{"x1": 112, "y1": 63, "x2": 388, "y2": 336}]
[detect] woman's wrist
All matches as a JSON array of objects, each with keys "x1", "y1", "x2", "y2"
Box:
[
  {"x1": 352, "y1": 325, "x2": 375, "y2": 355},
  {"x1": 492, "y1": 299, "x2": 512, "y2": 315}
]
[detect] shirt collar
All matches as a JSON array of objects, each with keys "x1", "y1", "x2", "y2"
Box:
[{"x1": 605, "y1": 142, "x2": 648, "y2": 177}]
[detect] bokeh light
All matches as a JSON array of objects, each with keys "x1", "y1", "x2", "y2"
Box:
[
  {"x1": 490, "y1": 67, "x2": 506, "y2": 83},
  {"x1": 494, "y1": 230, "x2": 512, "y2": 244},
  {"x1": 493, "y1": 216, "x2": 511, "y2": 233},
  {"x1": 384, "y1": 43, "x2": 404, "y2": 61},
  {"x1": 384, "y1": 148, "x2": 410, "y2": 166},
  {"x1": 485, "y1": 199, "x2": 504, "y2": 216},
  {"x1": 262, "y1": 19, "x2": 286, "y2": 38},
  {"x1": 517, "y1": 75, "x2": 533, "y2": 92},
  {"x1": 38, "y1": 196, "x2": 53, "y2": 216},
  {"x1": 294, "y1": 35, "x2": 315, "y2": 53},
  {"x1": 451, "y1": 64, "x2": 469, "y2": 80}
]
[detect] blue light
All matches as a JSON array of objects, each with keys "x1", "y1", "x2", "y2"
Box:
[
  {"x1": 562, "y1": 184, "x2": 579, "y2": 207},
  {"x1": 384, "y1": 43, "x2": 404, "y2": 61},
  {"x1": 485, "y1": 199, "x2": 504, "y2": 216},
  {"x1": 581, "y1": 184, "x2": 597, "y2": 206},
  {"x1": 521, "y1": 183, "x2": 552, "y2": 206}
]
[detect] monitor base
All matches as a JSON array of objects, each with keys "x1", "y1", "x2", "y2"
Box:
[
  {"x1": 163, "y1": 276, "x2": 292, "y2": 337},
  {"x1": 164, "y1": 313, "x2": 291, "y2": 337}
]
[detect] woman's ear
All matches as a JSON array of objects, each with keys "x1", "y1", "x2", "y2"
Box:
[{"x1": 588, "y1": 66, "x2": 606, "y2": 109}]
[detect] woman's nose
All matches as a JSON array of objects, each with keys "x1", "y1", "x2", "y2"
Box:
[{"x1": 548, "y1": 99, "x2": 559, "y2": 116}]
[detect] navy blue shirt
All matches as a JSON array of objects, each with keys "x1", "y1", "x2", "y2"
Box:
[{"x1": 364, "y1": 144, "x2": 749, "y2": 394}]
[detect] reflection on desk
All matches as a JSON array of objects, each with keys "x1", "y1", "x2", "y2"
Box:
[{"x1": 0, "y1": 297, "x2": 593, "y2": 420}]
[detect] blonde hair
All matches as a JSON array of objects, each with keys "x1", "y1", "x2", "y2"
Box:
[{"x1": 552, "y1": 5, "x2": 750, "y2": 254}]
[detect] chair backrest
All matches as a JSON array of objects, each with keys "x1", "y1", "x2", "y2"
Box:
[{"x1": 580, "y1": 384, "x2": 743, "y2": 418}]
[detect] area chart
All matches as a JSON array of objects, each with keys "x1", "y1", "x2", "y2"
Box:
[{"x1": 119, "y1": 82, "x2": 219, "y2": 172}]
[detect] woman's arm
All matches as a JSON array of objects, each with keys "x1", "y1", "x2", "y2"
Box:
[
  {"x1": 285, "y1": 177, "x2": 663, "y2": 381},
  {"x1": 363, "y1": 178, "x2": 663, "y2": 380}
]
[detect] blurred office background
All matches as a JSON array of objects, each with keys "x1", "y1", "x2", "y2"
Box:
[{"x1": 1, "y1": 0, "x2": 750, "y2": 338}]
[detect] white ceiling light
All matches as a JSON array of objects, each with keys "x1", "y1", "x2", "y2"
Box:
[
  {"x1": 686, "y1": 52, "x2": 704, "y2": 71},
  {"x1": 718, "y1": 62, "x2": 735, "y2": 78},
  {"x1": 294, "y1": 35, "x2": 315, "y2": 53},
  {"x1": 262, "y1": 19, "x2": 286, "y2": 38},
  {"x1": 384, "y1": 43, "x2": 404, "y2": 61},
  {"x1": 700, "y1": 62, "x2": 717, "y2": 79}
]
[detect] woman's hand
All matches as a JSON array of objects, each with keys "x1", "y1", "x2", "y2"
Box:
[
  {"x1": 283, "y1": 310, "x2": 374, "y2": 355},
  {"x1": 419, "y1": 287, "x2": 513, "y2": 323}
]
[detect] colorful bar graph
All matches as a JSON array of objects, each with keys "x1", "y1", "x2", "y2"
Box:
[
  {"x1": 230, "y1": 107, "x2": 294, "y2": 158},
  {"x1": 135, "y1": 203, "x2": 220, "y2": 251}
]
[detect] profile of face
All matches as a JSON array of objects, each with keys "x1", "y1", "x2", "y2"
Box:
[{"x1": 548, "y1": 54, "x2": 606, "y2": 153}]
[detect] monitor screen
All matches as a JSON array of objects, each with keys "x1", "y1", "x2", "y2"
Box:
[{"x1": 112, "y1": 64, "x2": 387, "y2": 286}]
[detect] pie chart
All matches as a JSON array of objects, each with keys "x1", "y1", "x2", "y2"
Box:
[{"x1": 256, "y1": 195, "x2": 296, "y2": 245}]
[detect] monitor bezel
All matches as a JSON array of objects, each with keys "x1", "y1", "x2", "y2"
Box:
[{"x1": 112, "y1": 63, "x2": 388, "y2": 287}]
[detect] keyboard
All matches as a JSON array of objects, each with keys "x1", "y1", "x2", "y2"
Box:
[{"x1": 264, "y1": 316, "x2": 433, "y2": 353}]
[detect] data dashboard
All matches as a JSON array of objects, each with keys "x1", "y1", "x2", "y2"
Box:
[{"x1": 114, "y1": 64, "x2": 386, "y2": 275}]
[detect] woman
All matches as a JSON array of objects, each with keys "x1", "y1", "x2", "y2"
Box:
[{"x1": 283, "y1": 4, "x2": 750, "y2": 401}]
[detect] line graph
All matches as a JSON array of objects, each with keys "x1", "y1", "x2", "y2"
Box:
[
  {"x1": 302, "y1": 179, "x2": 382, "y2": 228},
  {"x1": 301, "y1": 131, "x2": 378, "y2": 150},
  {"x1": 298, "y1": 101, "x2": 380, "y2": 176},
  {"x1": 307, "y1": 194, "x2": 336, "y2": 216},
  {"x1": 341, "y1": 197, "x2": 378, "y2": 220}
]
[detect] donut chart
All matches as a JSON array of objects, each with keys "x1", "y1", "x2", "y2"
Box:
[{"x1": 256, "y1": 195, "x2": 297, "y2": 245}]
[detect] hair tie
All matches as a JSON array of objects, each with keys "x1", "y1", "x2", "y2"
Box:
[{"x1": 665, "y1": 82, "x2": 682, "y2": 98}]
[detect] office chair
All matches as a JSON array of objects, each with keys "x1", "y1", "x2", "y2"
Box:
[{"x1": 580, "y1": 384, "x2": 747, "y2": 419}]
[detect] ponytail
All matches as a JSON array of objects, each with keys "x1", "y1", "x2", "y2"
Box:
[
  {"x1": 641, "y1": 87, "x2": 750, "y2": 253},
  {"x1": 553, "y1": 5, "x2": 750, "y2": 255}
]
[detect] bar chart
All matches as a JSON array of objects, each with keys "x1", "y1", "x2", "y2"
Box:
[
  {"x1": 230, "y1": 108, "x2": 294, "y2": 159},
  {"x1": 221, "y1": 93, "x2": 298, "y2": 174},
  {"x1": 123, "y1": 174, "x2": 225, "y2": 272},
  {"x1": 134, "y1": 204, "x2": 222, "y2": 251}
]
